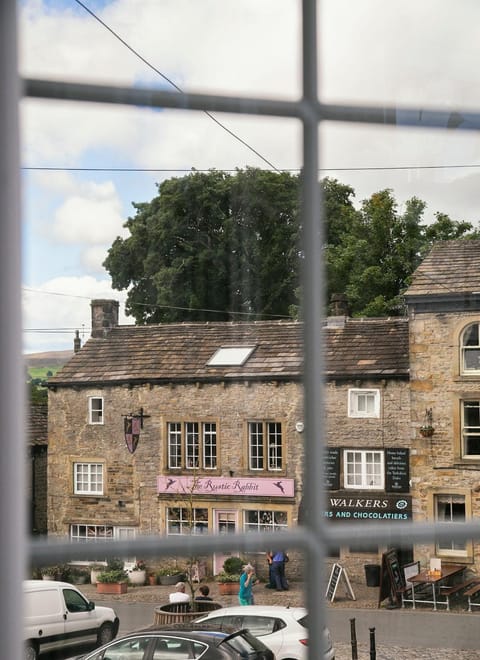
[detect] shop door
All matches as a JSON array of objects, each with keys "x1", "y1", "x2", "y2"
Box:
[{"x1": 213, "y1": 510, "x2": 239, "y2": 575}]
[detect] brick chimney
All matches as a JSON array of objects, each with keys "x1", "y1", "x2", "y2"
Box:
[{"x1": 91, "y1": 299, "x2": 119, "y2": 338}]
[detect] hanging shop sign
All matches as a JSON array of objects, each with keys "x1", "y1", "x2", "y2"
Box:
[
  {"x1": 324, "y1": 491, "x2": 412, "y2": 521},
  {"x1": 157, "y1": 475, "x2": 295, "y2": 497}
]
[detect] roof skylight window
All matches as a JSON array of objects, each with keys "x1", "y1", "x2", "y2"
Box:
[{"x1": 207, "y1": 346, "x2": 255, "y2": 366}]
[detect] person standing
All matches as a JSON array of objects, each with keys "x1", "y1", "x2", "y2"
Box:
[
  {"x1": 239, "y1": 563, "x2": 258, "y2": 605},
  {"x1": 265, "y1": 551, "x2": 275, "y2": 588},
  {"x1": 271, "y1": 550, "x2": 289, "y2": 591}
]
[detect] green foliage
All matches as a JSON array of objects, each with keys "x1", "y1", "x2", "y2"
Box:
[
  {"x1": 104, "y1": 168, "x2": 300, "y2": 324},
  {"x1": 216, "y1": 571, "x2": 241, "y2": 583},
  {"x1": 222, "y1": 556, "x2": 244, "y2": 575},
  {"x1": 97, "y1": 558, "x2": 127, "y2": 583},
  {"x1": 103, "y1": 170, "x2": 480, "y2": 323}
]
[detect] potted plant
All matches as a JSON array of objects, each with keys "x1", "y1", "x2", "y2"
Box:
[
  {"x1": 69, "y1": 566, "x2": 89, "y2": 585},
  {"x1": 90, "y1": 563, "x2": 106, "y2": 585},
  {"x1": 148, "y1": 572, "x2": 158, "y2": 586},
  {"x1": 420, "y1": 408, "x2": 434, "y2": 437},
  {"x1": 157, "y1": 563, "x2": 185, "y2": 586},
  {"x1": 41, "y1": 565, "x2": 60, "y2": 581},
  {"x1": 216, "y1": 557, "x2": 244, "y2": 595},
  {"x1": 96, "y1": 558, "x2": 128, "y2": 594},
  {"x1": 128, "y1": 559, "x2": 147, "y2": 586}
]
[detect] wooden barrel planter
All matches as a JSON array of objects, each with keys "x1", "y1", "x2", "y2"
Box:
[{"x1": 153, "y1": 601, "x2": 222, "y2": 625}]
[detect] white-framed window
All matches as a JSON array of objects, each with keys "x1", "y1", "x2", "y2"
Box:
[
  {"x1": 461, "y1": 323, "x2": 480, "y2": 374},
  {"x1": 244, "y1": 509, "x2": 288, "y2": 532},
  {"x1": 248, "y1": 421, "x2": 283, "y2": 471},
  {"x1": 461, "y1": 400, "x2": 480, "y2": 457},
  {"x1": 69, "y1": 525, "x2": 136, "y2": 565},
  {"x1": 70, "y1": 524, "x2": 113, "y2": 541},
  {"x1": 88, "y1": 396, "x2": 104, "y2": 424},
  {"x1": 344, "y1": 450, "x2": 384, "y2": 489},
  {"x1": 348, "y1": 389, "x2": 380, "y2": 418},
  {"x1": 73, "y1": 462, "x2": 104, "y2": 495},
  {"x1": 167, "y1": 421, "x2": 217, "y2": 469},
  {"x1": 166, "y1": 507, "x2": 208, "y2": 535},
  {"x1": 435, "y1": 494, "x2": 467, "y2": 555}
]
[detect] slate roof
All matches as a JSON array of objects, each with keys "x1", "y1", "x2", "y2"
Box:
[
  {"x1": 325, "y1": 318, "x2": 409, "y2": 378},
  {"x1": 49, "y1": 317, "x2": 409, "y2": 387},
  {"x1": 28, "y1": 402, "x2": 48, "y2": 446},
  {"x1": 404, "y1": 240, "x2": 480, "y2": 297}
]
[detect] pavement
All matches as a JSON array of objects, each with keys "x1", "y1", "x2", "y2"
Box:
[{"x1": 78, "y1": 577, "x2": 480, "y2": 659}]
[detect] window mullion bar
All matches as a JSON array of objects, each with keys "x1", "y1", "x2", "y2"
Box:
[
  {"x1": 2, "y1": 2, "x2": 24, "y2": 659},
  {"x1": 302, "y1": 1, "x2": 325, "y2": 658}
]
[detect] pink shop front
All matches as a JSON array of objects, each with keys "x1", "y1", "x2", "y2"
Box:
[{"x1": 157, "y1": 475, "x2": 296, "y2": 574}]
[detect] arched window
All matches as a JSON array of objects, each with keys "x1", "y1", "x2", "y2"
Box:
[{"x1": 461, "y1": 323, "x2": 480, "y2": 374}]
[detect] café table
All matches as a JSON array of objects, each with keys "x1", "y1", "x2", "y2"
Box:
[{"x1": 407, "y1": 563, "x2": 465, "y2": 611}]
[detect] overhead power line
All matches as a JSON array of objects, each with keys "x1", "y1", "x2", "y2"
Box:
[
  {"x1": 73, "y1": 0, "x2": 279, "y2": 171},
  {"x1": 21, "y1": 163, "x2": 480, "y2": 173}
]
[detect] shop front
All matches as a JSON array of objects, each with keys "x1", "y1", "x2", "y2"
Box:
[{"x1": 157, "y1": 475, "x2": 296, "y2": 575}]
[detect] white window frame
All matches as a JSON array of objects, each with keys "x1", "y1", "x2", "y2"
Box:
[
  {"x1": 166, "y1": 507, "x2": 209, "y2": 535},
  {"x1": 88, "y1": 396, "x2": 104, "y2": 425},
  {"x1": 73, "y1": 462, "x2": 104, "y2": 495},
  {"x1": 167, "y1": 421, "x2": 217, "y2": 470},
  {"x1": 461, "y1": 323, "x2": 480, "y2": 374},
  {"x1": 248, "y1": 421, "x2": 283, "y2": 471},
  {"x1": 244, "y1": 509, "x2": 288, "y2": 532},
  {"x1": 435, "y1": 494, "x2": 467, "y2": 557},
  {"x1": 348, "y1": 388, "x2": 380, "y2": 418},
  {"x1": 343, "y1": 449, "x2": 384, "y2": 490},
  {"x1": 461, "y1": 400, "x2": 480, "y2": 458}
]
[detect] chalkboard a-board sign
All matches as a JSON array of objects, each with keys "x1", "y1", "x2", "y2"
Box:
[
  {"x1": 325, "y1": 563, "x2": 356, "y2": 602},
  {"x1": 385, "y1": 448, "x2": 409, "y2": 493},
  {"x1": 324, "y1": 448, "x2": 340, "y2": 490},
  {"x1": 378, "y1": 549, "x2": 405, "y2": 607}
]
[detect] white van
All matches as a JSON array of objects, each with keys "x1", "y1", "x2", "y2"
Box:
[{"x1": 24, "y1": 579, "x2": 119, "y2": 660}]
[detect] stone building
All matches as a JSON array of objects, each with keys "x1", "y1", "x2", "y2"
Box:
[
  {"x1": 47, "y1": 301, "x2": 304, "y2": 575},
  {"x1": 322, "y1": 316, "x2": 413, "y2": 575},
  {"x1": 47, "y1": 298, "x2": 414, "y2": 578},
  {"x1": 405, "y1": 239, "x2": 480, "y2": 569}
]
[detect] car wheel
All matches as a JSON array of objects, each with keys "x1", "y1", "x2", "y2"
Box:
[
  {"x1": 24, "y1": 641, "x2": 38, "y2": 660},
  {"x1": 97, "y1": 622, "x2": 115, "y2": 645}
]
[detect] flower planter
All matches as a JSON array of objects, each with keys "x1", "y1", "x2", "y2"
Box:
[
  {"x1": 128, "y1": 569, "x2": 146, "y2": 586},
  {"x1": 218, "y1": 582, "x2": 239, "y2": 595},
  {"x1": 148, "y1": 574, "x2": 158, "y2": 586},
  {"x1": 420, "y1": 427, "x2": 434, "y2": 437},
  {"x1": 96, "y1": 582, "x2": 128, "y2": 595},
  {"x1": 158, "y1": 573, "x2": 185, "y2": 586}
]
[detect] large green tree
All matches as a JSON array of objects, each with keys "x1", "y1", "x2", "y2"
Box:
[
  {"x1": 104, "y1": 169, "x2": 479, "y2": 323},
  {"x1": 104, "y1": 168, "x2": 300, "y2": 323}
]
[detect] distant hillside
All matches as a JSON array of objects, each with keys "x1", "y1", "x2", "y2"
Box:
[{"x1": 25, "y1": 350, "x2": 74, "y2": 369}]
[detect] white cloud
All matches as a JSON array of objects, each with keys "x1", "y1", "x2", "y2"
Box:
[
  {"x1": 19, "y1": 0, "x2": 480, "y2": 352},
  {"x1": 22, "y1": 276, "x2": 132, "y2": 354},
  {"x1": 52, "y1": 181, "x2": 125, "y2": 244}
]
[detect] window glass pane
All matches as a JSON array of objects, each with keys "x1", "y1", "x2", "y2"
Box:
[{"x1": 436, "y1": 495, "x2": 466, "y2": 551}]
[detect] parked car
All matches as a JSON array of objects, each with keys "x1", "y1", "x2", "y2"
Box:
[
  {"x1": 24, "y1": 579, "x2": 119, "y2": 660},
  {"x1": 195, "y1": 605, "x2": 335, "y2": 660},
  {"x1": 74, "y1": 626, "x2": 275, "y2": 659}
]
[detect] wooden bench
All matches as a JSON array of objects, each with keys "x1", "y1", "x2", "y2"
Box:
[
  {"x1": 463, "y1": 582, "x2": 480, "y2": 612},
  {"x1": 439, "y1": 577, "x2": 480, "y2": 610}
]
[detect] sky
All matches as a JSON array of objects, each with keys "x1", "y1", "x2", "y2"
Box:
[{"x1": 20, "y1": 0, "x2": 480, "y2": 353}]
